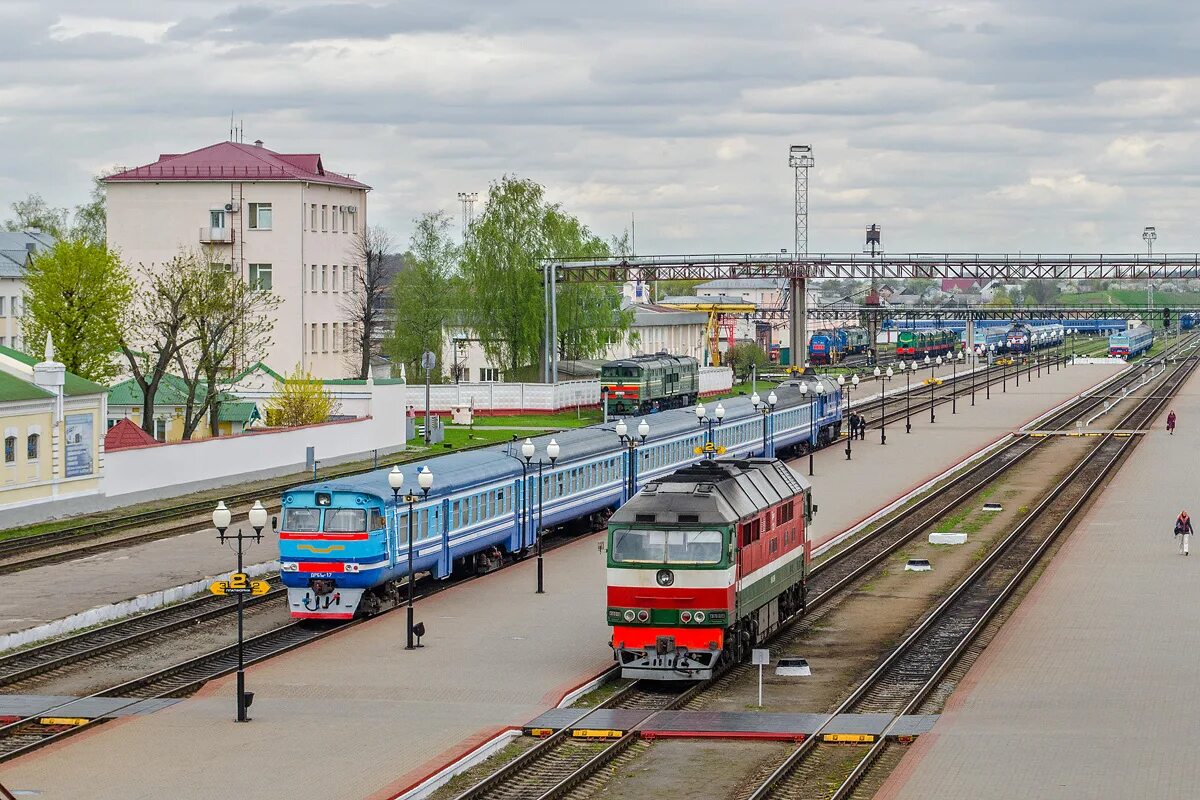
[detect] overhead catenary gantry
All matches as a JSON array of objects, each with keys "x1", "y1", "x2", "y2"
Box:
[{"x1": 541, "y1": 252, "x2": 1200, "y2": 380}]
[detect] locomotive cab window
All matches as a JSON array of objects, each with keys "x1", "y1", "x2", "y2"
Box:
[
  {"x1": 282, "y1": 507, "x2": 321, "y2": 532},
  {"x1": 325, "y1": 508, "x2": 366, "y2": 532},
  {"x1": 611, "y1": 528, "x2": 725, "y2": 565}
]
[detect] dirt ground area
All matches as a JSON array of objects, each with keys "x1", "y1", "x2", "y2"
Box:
[{"x1": 587, "y1": 739, "x2": 791, "y2": 798}]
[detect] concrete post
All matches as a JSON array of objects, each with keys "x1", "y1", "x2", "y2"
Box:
[{"x1": 789, "y1": 276, "x2": 806, "y2": 370}]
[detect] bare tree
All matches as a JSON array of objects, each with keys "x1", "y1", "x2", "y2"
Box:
[
  {"x1": 174, "y1": 260, "x2": 280, "y2": 439},
  {"x1": 121, "y1": 254, "x2": 200, "y2": 436},
  {"x1": 343, "y1": 224, "x2": 395, "y2": 379}
]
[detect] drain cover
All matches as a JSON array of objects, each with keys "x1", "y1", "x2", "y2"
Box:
[
  {"x1": 775, "y1": 658, "x2": 811, "y2": 677},
  {"x1": 982, "y1": 503, "x2": 1002, "y2": 512},
  {"x1": 905, "y1": 559, "x2": 933, "y2": 571}
]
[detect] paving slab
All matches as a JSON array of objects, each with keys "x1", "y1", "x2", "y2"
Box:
[
  {"x1": 875, "y1": 365, "x2": 1200, "y2": 800},
  {"x1": 0, "y1": 365, "x2": 1125, "y2": 800}
]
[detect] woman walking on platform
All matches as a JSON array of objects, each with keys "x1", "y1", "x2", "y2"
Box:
[
  {"x1": 1175, "y1": 511, "x2": 1193, "y2": 556},
  {"x1": 1167, "y1": 410, "x2": 1177, "y2": 435}
]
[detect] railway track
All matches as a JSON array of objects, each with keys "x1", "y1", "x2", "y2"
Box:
[
  {"x1": 447, "y1": 337, "x2": 1195, "y2": 800},
  {"x1": 744, "y1": 349, "x2": 1197, "y2": 800}
]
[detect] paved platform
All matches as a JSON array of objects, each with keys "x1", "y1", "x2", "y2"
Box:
[
  {"x1": 875, "y1": 366, "x2": 1200, "y2": 800},
  {"x1": 0, "y1": 365, "x2": 1124, "y2": 800},
  {"x1": 0, "y1": 696, "x2": 178, "y2": 719}
]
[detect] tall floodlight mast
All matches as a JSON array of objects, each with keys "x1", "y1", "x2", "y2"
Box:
[
  {"x1": 788, "y1": 145, "x2": 814, "y2": 373},
  {"x1": 1143, "y1": 226, "x2": 1157, "y2": 311},
  {"x1": 458, "y1": 192, "x2": 478, "y2": 242}
]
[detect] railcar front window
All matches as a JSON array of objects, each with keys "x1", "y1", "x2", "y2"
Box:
[
  {"x1": 282, "y1": 508, "x2": 321, "y2": 532},
  {"x1": 324, "y1": 508, "x2": 367, "y2": 532},
  {"x1": 611, "y1": 528, "x2": 724, "y2": 565}
]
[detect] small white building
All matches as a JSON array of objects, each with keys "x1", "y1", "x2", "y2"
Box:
[{"x1": 104, "y1": 140, "x2": 371, "y2": 379}]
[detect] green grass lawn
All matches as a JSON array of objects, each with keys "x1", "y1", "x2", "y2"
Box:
[
  {"x1": 461, "y1": 410, "x2": 601, "y2": 428},
  {"x1": 1061, "y1": 290, "x2": 1200, "y2": 307}
]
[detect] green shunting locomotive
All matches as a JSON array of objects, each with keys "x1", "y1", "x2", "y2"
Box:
[{"x1": 601, "y1": 354, "x2": 701, "y2": 416}]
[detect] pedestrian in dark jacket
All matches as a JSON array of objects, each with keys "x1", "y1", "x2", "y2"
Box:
[
  {"x1": 857, "y1": 414, "x2": 867, "y2": 439},
  {"x1": 1176, "y1": 511, "x2": 1193, "y2": 556},
  {"x1": 1167, "y1": 410, "x2": 1177, "y2": 435}
]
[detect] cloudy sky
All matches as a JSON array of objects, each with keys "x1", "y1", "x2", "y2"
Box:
[{"x1": 2, "y1": 1, "x2": 1197, "y2": 254}]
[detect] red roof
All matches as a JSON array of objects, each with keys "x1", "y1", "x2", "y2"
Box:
[
  {"x1": 941, "y1": 278, "x2": 982, "y2": 293},
  {"x1": 103, "y1": 141, "x2": 370, "y2": 189},
  {"x1": 104, "y1": 418, "x2": 162, "y2": 451}
]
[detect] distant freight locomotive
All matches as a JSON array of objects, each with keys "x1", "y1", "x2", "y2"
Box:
[
  {"x1": 808, "y1": 326, "x2": 870, "y2": 364},
  {"x1": 601, "y1": 354, "x2": 700, "y2": 416},
  {"x1": 607, "y1": 457, "x2": 812, "y2": 680},
  {"x1": 1005, "y1": 323, "x2": 1064, "y2": 353},
  {"x1": 896, "y1": 328, "x2": 958, "y2": 358}
]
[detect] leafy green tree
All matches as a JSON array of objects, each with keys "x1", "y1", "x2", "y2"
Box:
[
  {"x1": 987, "y1": 286, "x2": 1014, "y2": 308},
  {"x1": 20, "y1": 237, "x2": 133, "y2": 382},
  {"x1": 386, "y1": 211, "x2": 458, "y2": 381},
  {"x1": 1022, "y1": 279, "x2": 1057, "y2": 305},
  {"x1": 460, "y1": 175, "x2": 632, "y2": 375},
  {"x1": 726, "y1": 342, "x2": 769, "y2": 381},
  {"x1": 4, "y1": 194, "x2": 68, "y2": 237}
]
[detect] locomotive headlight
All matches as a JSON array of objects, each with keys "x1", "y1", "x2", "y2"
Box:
[
  {"x1": 637, "y1": 609, "x2": 650, "y2": 623},
  {"x1": 623, "y1": 610, "x2": 636, "y2": 622},
  {"x1": 694, "y1": 611, "x2": 706, "y2": 623},
  {"x1": 680, "y1": 611, "x2": 692, "y2": 623}
]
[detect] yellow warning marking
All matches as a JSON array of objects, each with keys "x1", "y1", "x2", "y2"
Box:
[
  {"x1": 823, "y1": 733, "x2": 875, "y2": 743},
  {"x1": 572, "y1": 729, "x2": 625, "y2": 740},
  {"x1": 297, "y1": 543, "x2": 345, "y2": 554},
  {"x1": 40, "y1": 717, "x2": 89, "y2": 726},
  {"x1": 527, "y1": 727, "x2": 554, "y2": 737}
]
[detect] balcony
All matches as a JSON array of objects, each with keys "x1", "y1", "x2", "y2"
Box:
[{"x1": 200, "y1": 227, "x2": 234, "y2": 244}]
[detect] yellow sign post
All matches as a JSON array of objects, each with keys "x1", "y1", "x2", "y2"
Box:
[
  {"x1": 693, "y1": 442, "x2": 727, "y2": 456},
  {"x1": 210, "y1": 572, "x2": 271, "y2": 597}
]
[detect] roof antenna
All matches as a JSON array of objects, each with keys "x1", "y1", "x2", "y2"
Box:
[
  {"x1": 239, "y1": 119, "x2": 244, "y2": 143},
  {"x1": 230, "y1": 111, "x2": 234, "y2": 142}
]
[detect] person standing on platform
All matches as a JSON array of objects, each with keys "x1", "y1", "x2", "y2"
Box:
[
  {"x1": 848, "y1": 412, "x2": 859, "y2": 441},
  {"x1": 857, "y1": 414, "x2": 867, "y2": 440},
  {"x1": 1167, "y1": 410, "x2": 1177, "y2": 435},
  {"x1": 1175, "y1": 511, "x2": 1193, "y2": 556}
]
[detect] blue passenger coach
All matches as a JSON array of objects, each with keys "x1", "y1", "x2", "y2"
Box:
[{"x1": 278, "y1": 375, "x2": 844, "y2": 620}]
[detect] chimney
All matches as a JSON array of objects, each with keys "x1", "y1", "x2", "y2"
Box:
[
  {"x1": 26, "y1": 242, "x2": 35, "y2": 252},
  {"x1": 253, "y1": 139, "x2": 264, "y2": 148}
]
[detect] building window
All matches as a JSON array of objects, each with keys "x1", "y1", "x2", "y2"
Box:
[
  {"x1": 209, "y1": 209, "x2": 226, "y2": 229},
  {"x1": 480, "y1": 368, "x2": 500, "y2": 382},
  {"x1": 3, "y1": 436, "x2": 13, "y2": 463},
  {"x1": 153, "y1": 418, "x2": 167, "y2": 442},
  {"x1": 321, "y1": 205, "x2": 328, "y2": 231},
  {"x1": 332, "y1": 206, "x2": 339, "y2": 233},
  {"x1": 311, "y1": 324, "x2": 318, "y2": 352},
  {"x1": 26, "y1": 434, "x2": 38, "y2": 460},
  {"x1": 341, "y1": 207, "x2": 348, "y2": 232},
  {"x1": 248, "y1": 263, "x2": 272, "y2": 290},
  {"x1": 248, "y1": 203, "x2": 272, "y2": 230},
  {"x1": 310, "y1": 264, "x2": 317, "y2": 292},
  {"x1": 0, "y1": 297, "x2": 5, "y2": 316},
  {"x1": 331, "y1": 265, "x2": 339, "y2": 292},
  {"x1": 321, "y1": 323, "x2": 329, "y2": 352},
  {"x1": 321, "y1": 265, "x2": 328, "y2": 291},
  {"x1": 0, "y1": 337, "x2": 5, "y2": 347},
  {"x1": 11, "y1": 335, "x2": 19, "y2": 351},
  {"x1": 333, "y1": 323, "x2": 340, "y2": 352},
  {"x1": 311, "y1": 204, "x2": 317, "y2": 230},
  {"x1": 107, "y1": 419, "x2": 119, "y2": 430}
]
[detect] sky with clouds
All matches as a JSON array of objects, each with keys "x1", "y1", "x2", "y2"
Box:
[{"x1": 2, "y1": 1, "x2": 1197, "y2": 255}]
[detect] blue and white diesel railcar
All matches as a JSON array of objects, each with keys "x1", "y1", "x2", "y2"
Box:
[
  {"x1": 277, "y1": 376, "x2": 844, "y2": 620},
  {"x1": 1109, "y1": 325, "x2": 1154, "y2": 358},
  {"x1": 971, "y1": 326, "x2": 1008, "y2": 353}
]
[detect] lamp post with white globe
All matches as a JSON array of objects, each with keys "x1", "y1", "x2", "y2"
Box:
[
  {"x1": 523, "y1": 438, "x2": 560, "y2": 594},
  {"x1": 696, "y1": 402, "x2": 725, "y2": 459},
  {"x1": 751, "y1": 390, "x2": 779, "y2": 458},
  {"x1": 615, "y1": 418, "x2": 650, "y2": 501},
  {"x1": 389, "y1": 466, "x2": 433, "y2": 650},
  {"x1": 213, "y1": 499, "x2": 268, "y2": 722}
]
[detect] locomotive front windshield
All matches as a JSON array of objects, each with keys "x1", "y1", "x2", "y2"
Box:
[
  {"x1": 282, "y1": 507, "x2": 321, "y2": 531},
  {"x1": 602, "y1": 366, "x2": 640, "y2": 378},
  {"x1": 324, "y1": 508, "x2": 367, "y2": 532},
  {"x1": 611, "y1": 528, "x2": 725, "y2": 565}
]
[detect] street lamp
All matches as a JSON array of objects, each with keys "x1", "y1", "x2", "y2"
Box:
[
  {"x1": 522, "y1": 438, "x2": 559, "y2": 594},
  {"x1": 696, "y1": 402, "x2": 725, "y2": 459},
  {"x1": 615, "y1": 418, "x2": 650, "y2": 500},
  {"x1": 798, "y1": 381, "x2": 822, "y2": 475},
  {"x1": 930, "y1": 356, "x2": 942, "y2": 423},
  {"x1": 392, "y1": 466, "x2": 432, "y2": 650},
  {"x1": 970, "y1": 346, "x2": 978, "y2": 406},
  {"x1": 880, "y1": 366, "x2": 893, "y2": 444},
  {"x1": 751, "y1": 390, "x2": 779, "y2": 458},
  {"x1": 213, "y1": 499, "x2": 266, "y2": 723},
  {"x1": 952, "y1": 350, "x2": 963, "y2": 413},
  {"x1": 901, "y1": 360, "x2": 912, "y2": 433},
  {"x1": 839, "y1": 374, "x2": 859, "y2": 459}
]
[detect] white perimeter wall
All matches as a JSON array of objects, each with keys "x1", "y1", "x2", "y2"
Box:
[
  {"x1": 103, "y1": 383, "x2": 409, "y2": 499},
  {"x1": 404, "y1": 367, "x2": 734, "y2": 413}
]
